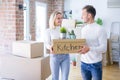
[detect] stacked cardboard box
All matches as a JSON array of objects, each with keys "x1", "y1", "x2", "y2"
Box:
[
  {"x1": 12, "y1": 40, "x2": 44, "y2": 58},
  {"x1": 0, "y1": 53, "x2": 50, "y2": 80},
  {"x1": 0, "y1": 40, "x2": 51, "y2": 80}
]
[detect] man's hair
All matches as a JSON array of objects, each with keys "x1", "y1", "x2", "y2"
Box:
[{"x1": 83, "y1": 5, "x2": 96, "y2": 18}]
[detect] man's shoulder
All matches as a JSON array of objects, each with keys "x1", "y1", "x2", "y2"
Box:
[{"x1": 94, "y1": 23, "x2": 104, "y2": 30}]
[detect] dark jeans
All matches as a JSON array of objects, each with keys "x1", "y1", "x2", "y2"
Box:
[{"x1": 81, "y1": 61, "x2": 102, "y2": 80}]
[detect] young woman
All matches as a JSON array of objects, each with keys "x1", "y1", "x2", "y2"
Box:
[{"x1": 45, "y1": 11, "x2": 70, "y2": 80}]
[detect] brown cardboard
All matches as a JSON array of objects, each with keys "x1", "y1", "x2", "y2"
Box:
[
  {"x1": 53, "y1": 39, "x2": 86, "y2": 54},
  {"x1": 0, "y1": 54, "x2": 51, "y2": 80},
  {"x1": 12, "y1": 40, "x2": 44, "y2": 58},
  {"x1": 40, "y1": 56, "x2": 51, "y2": 80}
]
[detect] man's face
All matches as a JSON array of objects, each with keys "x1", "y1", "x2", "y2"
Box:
[{"x1": 81, "y1": 9, "x2": 90, "y2": 23}]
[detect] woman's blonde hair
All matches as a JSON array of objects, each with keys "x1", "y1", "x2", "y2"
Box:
[{"x1": 49, "y1": 11, "x2": 62, "y2": 29}]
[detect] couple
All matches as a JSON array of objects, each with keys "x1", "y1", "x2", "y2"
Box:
[{"x1": 45, "y1": 5, "x2": 107, "y2": 80}]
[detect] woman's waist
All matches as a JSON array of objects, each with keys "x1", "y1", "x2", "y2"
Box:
[{"x1": 50, "y1": 54, "x2": 69, "y2": 57}]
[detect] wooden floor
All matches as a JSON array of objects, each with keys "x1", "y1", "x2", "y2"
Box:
[
  {"x1": 47, "y1": 63, "x2": 120, "y2": 80},
  {"x1": 102, "y1": 63, "x2": 120, "y2": 80}
]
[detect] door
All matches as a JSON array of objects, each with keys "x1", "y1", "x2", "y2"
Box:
[
  {"x1": 24, "y1": 0, "x2": 30, "y2": 40},
  {"x1": 35, "y1": 2, "x2": 47, "y2": 55},
  {"x1": 35, "y1": 2, "x2": 47, "y2": 42}
]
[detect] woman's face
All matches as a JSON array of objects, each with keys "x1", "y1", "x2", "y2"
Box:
[{"x1": 54, "y1": 14, "x2": 62, "y2": 26}]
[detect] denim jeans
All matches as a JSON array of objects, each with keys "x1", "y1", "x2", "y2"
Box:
[
  {"x1": 80, "y1": 61, "x2": 102, "y2": 80},
  {"x1": 50, "y1": 54, "x2": 70, "y2": 80}
]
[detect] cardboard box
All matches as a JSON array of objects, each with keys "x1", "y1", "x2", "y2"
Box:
[
  {"x1": 53, "y1": 39, "x2": 86, "y2": 54},
  {"x1": 0, "y1": 54, "x2": 51, "y2": 80},
  {"x1": 12, "y1": 40, "x2": 44, "y2": 58}
]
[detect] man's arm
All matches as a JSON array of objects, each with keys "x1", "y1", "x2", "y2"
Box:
[{"x1": 89, "y1": 28, "x2": 107, "y2": 54}]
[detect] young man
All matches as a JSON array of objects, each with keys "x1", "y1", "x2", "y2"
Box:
[{"x1": 78, "y1": 5, "x2": 107, "y2": 80}]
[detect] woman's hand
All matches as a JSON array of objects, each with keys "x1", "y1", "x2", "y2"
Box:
[
  {"x1": 50, "y1": 45, "x2": 54, "y2": 54},
  {"x1": 78, "y1": 45, "x2": 90, "y2": 54}
]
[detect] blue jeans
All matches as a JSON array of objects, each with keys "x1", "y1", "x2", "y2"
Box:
[
  {"x1": 50, "y1": 54, "x2": 70, "y2": 80},
  {"x1": 80, "y1": 61, "x2": 102, "y2": 80}
]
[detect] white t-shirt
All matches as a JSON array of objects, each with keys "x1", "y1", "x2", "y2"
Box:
[
  {"x1": 81, "y1": 22, "x2": 107, "y2": 63},
  {"x1": 45, "y1": 26, "x2": 60, "y2": 50}
]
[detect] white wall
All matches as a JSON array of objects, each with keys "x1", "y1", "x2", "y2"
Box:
[
  {"x1": 64, "y1": 0, "x2": 120, "y2": 38},
  {"x1": 64, "y1": 0, "x2": 70, "y2": 11}
]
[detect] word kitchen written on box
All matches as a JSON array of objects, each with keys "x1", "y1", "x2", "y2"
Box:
[{"x1": 53, "y1": 39, "x2": 86, "y2": 54}]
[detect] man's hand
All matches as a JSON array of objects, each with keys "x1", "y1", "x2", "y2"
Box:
[{"x1": 78, "y1": 45, "x2": 90, "y2": 54}]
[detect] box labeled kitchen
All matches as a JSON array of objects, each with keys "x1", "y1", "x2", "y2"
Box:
[
  {"x1": 12, "y1": 40, "x2": 44, "y2": 58},
  {"x1": 53, "y1": 39, "x2": 86, "y2": 54}
]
